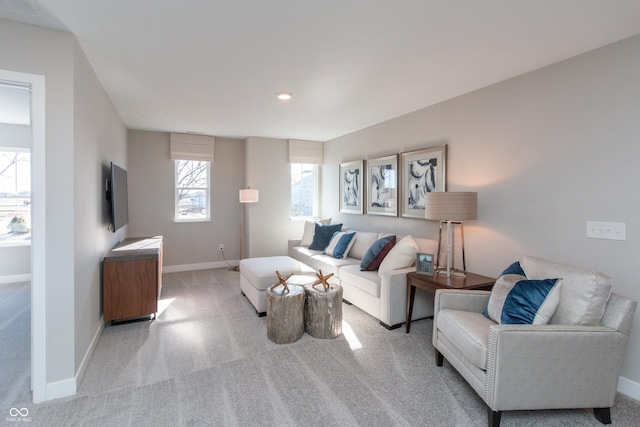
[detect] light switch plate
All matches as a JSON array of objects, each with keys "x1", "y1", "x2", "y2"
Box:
[{"x1": 586, "y1": 221, "x2": 626, "y2": 241}]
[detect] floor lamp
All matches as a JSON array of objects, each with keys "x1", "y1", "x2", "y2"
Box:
[
  {"x1": 424, "y1": 192, "x2": 477, "y2": 278},
  {"x1": 232, "y1": 188, "x2": 259, "y2": 271}
]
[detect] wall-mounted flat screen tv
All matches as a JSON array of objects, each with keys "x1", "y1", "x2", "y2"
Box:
[{"x1": 107, "y1": 162, "x2": 129, "y2": 232}]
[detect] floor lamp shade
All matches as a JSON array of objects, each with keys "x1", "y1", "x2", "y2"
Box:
[
  {"x1": 239, "y1": 189, "x2": 259, "y2": 203},
  {"x1": 425, "y1": 192, "x2": 477, "y2": 278}
]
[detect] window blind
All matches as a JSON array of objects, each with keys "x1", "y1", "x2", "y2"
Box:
[
  {"x1": 170, "y1": 133, "x2": 215, "y2": 162},
  {"x1": 288, "y1": 139, "x2": 323, "y2": 164}
]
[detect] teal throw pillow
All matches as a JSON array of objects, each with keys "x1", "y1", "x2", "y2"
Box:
[{"x1": 309, "y1": 223, "x2": 342, "y2": 251}]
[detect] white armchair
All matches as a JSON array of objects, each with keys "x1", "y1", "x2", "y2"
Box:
[{"x1": 432, "y1": 256, "x2": 637, "y2": 427}]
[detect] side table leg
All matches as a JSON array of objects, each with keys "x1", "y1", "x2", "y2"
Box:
[{"x1": 406, "y1": 284, "x2": 416, "y2": 333}]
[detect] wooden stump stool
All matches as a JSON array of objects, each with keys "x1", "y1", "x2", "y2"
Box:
[
  {"x1": 304, "y1": 283, "x2": 343, "y2": 339},
  {"x1": 266, "y1": 284, "x2": 305, "y2": 344}
]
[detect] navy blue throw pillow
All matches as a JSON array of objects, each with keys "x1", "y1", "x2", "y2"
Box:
[{"x1": 309, "y1": 223, "x2": 342, "y2": 251}]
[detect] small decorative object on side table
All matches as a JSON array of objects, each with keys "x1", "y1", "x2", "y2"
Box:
[{"x1": 405, "y1": 270, "x2": 495, "y2": 333}]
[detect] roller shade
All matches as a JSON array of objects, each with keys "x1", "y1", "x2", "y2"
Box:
[
  {"x1": 288, "y1": 139, "x2": 323, "y2": 164},
  {"x1": 170, "y1": 133, "x2": 215, "y2": 162}
]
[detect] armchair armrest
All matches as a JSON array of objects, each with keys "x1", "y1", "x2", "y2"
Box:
[
  {"x1": 434, "y1": 288, "x2": 490, "y2": 314},
  {"x1": 486, "y1": 324, "x2": 627, "y2": 411},
  {"x1": 433, "y1": 289, "x2": 491, "y2": 348}
]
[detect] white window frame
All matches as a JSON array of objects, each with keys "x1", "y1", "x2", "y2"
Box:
[
  {"x1": 174, "y1": 159, "x2": 211, "y2": 222},
  {"x1": 290, "y1": 163, "x2": 320, "y2": 219}
]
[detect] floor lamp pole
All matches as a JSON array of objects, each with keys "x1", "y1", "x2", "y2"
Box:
[{"x1": 232, "y1": 202, "x2": 245, "y2": 272}]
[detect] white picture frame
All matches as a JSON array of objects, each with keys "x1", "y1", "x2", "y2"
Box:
[
  {"x1": 366, "y1": 154, "x2": 398, "y2": 217},
  {"x1": 339, "y1": 160, "x2": 364, "y2": 214},
  {"x1": 401, "y1": 145, "x2": 447, "y2": 219}
]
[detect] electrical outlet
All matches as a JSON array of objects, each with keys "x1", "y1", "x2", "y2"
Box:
[{"x1": 218, "y1": 244, "x2": 224, "y2": 252}]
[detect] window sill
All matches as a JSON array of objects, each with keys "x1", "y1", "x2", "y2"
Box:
[
  {"x1": 0, "y1": 240, "x2": 31, "y2": 248},
  {"x1": 173, "y1": 219, "x2": 211, "y2": 224}
]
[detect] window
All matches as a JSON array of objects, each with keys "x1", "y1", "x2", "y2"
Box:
[
  {"x1": 290, "y1": 163, "x2": 319, "y2": 218},
  {"x1": 175, "y1": 159, "x2": 210, "y2": 221},
  {"x1": 0, "y1": 149, "x2": 31, "y2": 244}
]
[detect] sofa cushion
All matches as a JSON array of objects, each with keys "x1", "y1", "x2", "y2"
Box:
[
  {"x1": 521, "y1": 255, "x2": 612, "y2": 325},
  {"x1": 324, "y1": 231, "x2": 356, "y2": 259},
  {"x1": 348, "y1": 231, "x2": 381, "y2": 260},
  {"x1": 300, "y1": 218, "x2": 331, "y2": 247},
  {"x1": 378, "y1": 235, "x2": 418, "y2": 278},
  {"x1": 339, "y1": 264, "x2": 381, "y2": 298},
  {"x1": 483, "y1": 261, "x2": 561, "y2": 325},
  {"x1": 309, "y1": 254, "x2": 359, "y2": 277},
  {"x1": 437, "y1": 309, "x2": 495, "y2": 370},
  {"x1": 360, "y1": 235, "x2": 396, "y2": 271},
  {"x1": 290, "y1": 246, "x2": 322, "y2": 266},
  {"x1": 309, "y1": 223, "x2": 342, "y2": 251}
]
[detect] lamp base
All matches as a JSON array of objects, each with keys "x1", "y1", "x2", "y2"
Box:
[{"x1": 435, "y1": 267, "x2": 467, "y2": 278}]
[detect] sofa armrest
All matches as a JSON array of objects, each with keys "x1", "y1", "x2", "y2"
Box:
[
  {"x1": 288, "y1": 239, "x2": 302, "y2": 257},
  {"x1": 486, "y1": 324, "x2": 627, "y2": 411}
]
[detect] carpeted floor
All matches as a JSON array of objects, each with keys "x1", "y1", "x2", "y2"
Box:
[{"x1": 3, "y1": 268, "x2": 640, "y2": 426}]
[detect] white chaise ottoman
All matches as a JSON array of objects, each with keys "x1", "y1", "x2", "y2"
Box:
[{"x1": 239, "y1": 256, "x2": 316, "y2": 316}]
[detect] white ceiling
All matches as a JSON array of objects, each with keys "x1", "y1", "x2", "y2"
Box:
[{"x1": 2, "y1": 0, "x2": 640, "y2": 141}]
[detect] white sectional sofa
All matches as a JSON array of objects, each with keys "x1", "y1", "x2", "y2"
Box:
[{"x1": 288, "y1": 228, "x2": 438, "y2": 329}]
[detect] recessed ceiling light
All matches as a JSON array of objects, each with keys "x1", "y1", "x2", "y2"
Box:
[{"x1": 277, "y1": 92, "x2": 292, "y2": 100}]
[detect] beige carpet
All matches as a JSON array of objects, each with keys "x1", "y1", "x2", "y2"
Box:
[{"x1": 3, "y1": 268, "x2": 640, "y2": 426}]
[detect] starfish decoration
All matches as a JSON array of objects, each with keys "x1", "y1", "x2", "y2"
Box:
[
  {"x1": 270, "y1": 271, "x2": 293, "y2": 293},
  {"x1": 312, "y1": 269, "x2": 334, "y2": 292}
]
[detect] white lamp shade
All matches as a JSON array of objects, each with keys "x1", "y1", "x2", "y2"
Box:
[
  {"x1": 239, "y1": 189, "x2": 259, "y2": 203},
  {"x1": 424, "y1": 192, "x2": 477, "y2": 221}
]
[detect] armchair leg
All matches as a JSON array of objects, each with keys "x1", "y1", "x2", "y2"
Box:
[
  {"x1": 488, "y1": 409, "x2": 502, "y2": 427},
  {"x1": 593, "y1": 408, "x2": 611, "y2": 424},
  {"x1": 435, "y1": 349, "x2": 444, "y2": 366}
]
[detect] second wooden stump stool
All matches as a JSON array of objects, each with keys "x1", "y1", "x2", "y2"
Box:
[
  {"x1": 304, "y1": 283, "x2": 343, "y2": 339},
  {"x1": 266, "y1": 284, "x2": 305, "y2": 344}
]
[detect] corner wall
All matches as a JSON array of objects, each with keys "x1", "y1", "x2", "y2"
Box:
[
  {"x1": 127, "y1": 130, "x2": 245, "y2": 269},
  {"x1": 324, "y1": 34, "x2": 640, "y2": 396}
]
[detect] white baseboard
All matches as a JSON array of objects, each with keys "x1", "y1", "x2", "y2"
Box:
[
  {"x1": 618, "y1": 375, "x2": 640, "y2": 400},
  {"x1": 43, "y1": 316, "x2": 105, "y2": 402},
  {"x1": 75, "y1": 317, "x2": 105, "y2": 388},
  {"x1": 45, "y1": 377, "x2": 76, "y2": 401},
  {"x1": 163, "y1": 260, "x2": 238, "y2": 273},
  {"x1": 0, "y1": 274, "x2": 31, "y2": 284}
]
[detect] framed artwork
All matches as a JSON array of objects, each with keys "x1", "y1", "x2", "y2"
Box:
[
  {"x1": 339, "y1": 160, "x2": 364, "y2": 214},
  {"x1": 366, "y1": 154, "x2": 398, "y2": 216},
  {"x1": 416, "y1": 253, "x2": 434, "y2": 275},
  {"x1": 401, "y1": 145, "x2": 447, "y2": 219}
]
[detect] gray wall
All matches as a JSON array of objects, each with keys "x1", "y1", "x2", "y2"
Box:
[
  {"x1": 245, "y1": 137, "x2": 308, "y2": 258},
  {"x1": 72, "y1": 39, "x2": 128, "y2": 376},
  {"x1": 1, "y1": 19, "x2": 126, "y2": 396},
  {"x1": 127, "y1": 130, "x2": 244, "y2": 268},
  {"x1": 324, "y1": 34, "x2": 640, "y2": 391}
]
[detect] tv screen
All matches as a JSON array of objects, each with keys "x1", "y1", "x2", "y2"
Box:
[{"x1": 109, "y1": 162, "x2": 129, "y2": 232}]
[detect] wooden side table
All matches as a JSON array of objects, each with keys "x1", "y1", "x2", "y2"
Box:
[{"x1": 405, "y1": 271, "x2": 495, "y2": 333}]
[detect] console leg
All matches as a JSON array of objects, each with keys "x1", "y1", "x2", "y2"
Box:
[{"x1": 593, "y1": 408, "x2": 611, "y2": 424}]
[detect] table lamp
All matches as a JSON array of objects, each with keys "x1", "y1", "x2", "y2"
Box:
[{"x1": 424, "y1": 192, "x2": 477, "y2": 278}]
